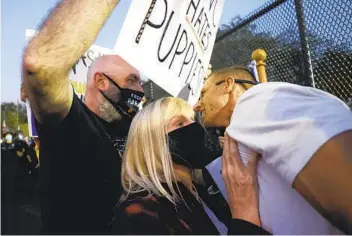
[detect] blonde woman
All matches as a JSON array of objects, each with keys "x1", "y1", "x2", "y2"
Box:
[{"x1": 111, "y1": 97, "x2": 267, "y2": 235}]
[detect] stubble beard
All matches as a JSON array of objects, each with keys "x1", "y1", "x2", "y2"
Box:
[
  {"x1": 98, "y1": 86, "x2": 123, "y2": 122},
  {"x1": 97, "y1": 100, "x2": 122, "y2": 123}
]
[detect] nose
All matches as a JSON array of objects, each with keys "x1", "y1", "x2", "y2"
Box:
[
  {"x1": 136, "y1": 83, "x2": 144, "y2": 93},
  {"x1": 193, "y1": 100, "x2": 204, "y2": 112}
]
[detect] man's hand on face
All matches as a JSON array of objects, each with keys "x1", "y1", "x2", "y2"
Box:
[{"x1": 221, "y1": 133, "x2": 261, "y2": 227}]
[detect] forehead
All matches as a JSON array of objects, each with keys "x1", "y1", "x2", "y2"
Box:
[
  {"x1": 112, "y1": 67, "x2": 140, "y2": 83},
  {"x1": 103, "y1": 56, "x2": 140, "y2": 79},
  {"x1": 116, "y1": 60, "x2": 139, "y2": 73},
  {"x1": 202, "y1": 74, "x2": 223, "y2": 92}
]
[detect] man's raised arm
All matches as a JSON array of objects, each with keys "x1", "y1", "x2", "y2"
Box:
[{"x1": 22, "y1": 0, "x2": 119, "y2": 125}]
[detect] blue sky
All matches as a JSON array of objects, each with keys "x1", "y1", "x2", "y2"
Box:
[{"x1": 1, "y1": 0, "x2": 267, "y2": 102}]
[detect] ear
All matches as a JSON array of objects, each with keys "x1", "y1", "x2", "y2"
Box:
[
  {"x1": 20, "y1": 83, "x2": 27, "y2": 102},
  {"x1": 94, "y1": 72, "x2": 108, "y2": 91},
  {"x1": 223, "y1": 76, "x2": 235, "y2": 93}
]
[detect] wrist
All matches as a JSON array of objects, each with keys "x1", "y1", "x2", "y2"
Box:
[{"x1": 231, "y1": 207, "x2": 261, "y2": 227}]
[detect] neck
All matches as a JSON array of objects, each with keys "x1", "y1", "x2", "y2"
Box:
[
  {"x1": 174, "y1": 164, "x2": 192, "y2": 190},
  {"x1": 84, "y1": 93, "x2": 99, "y2": 115}
]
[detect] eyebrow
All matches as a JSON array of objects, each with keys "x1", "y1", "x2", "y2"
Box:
[{"x1": 130, "y1": 73, "x2": 141, "y2": 81}]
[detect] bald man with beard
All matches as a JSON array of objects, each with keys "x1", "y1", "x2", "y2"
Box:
[
  {"x1": 22, "y1": 0, "x2": 144, "y2": 234},
  {"x1": 194, "y1": 66, "x2": 352, "y2": 234}
]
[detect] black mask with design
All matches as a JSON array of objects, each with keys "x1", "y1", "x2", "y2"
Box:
[
  {"x1": 168, "y1": 122, "x2": 218, "y2": 169},
  {"x1": 100, "y1": 73, "x2": 144, "y2": 119}
]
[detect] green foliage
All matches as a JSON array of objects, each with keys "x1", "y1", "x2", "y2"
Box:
[
  {"x1": 1, "y1": 102, "x2": 28, "y2": 135},
  {"x1": 210, "y1": 15, "x2": 352, "y2": 102}
]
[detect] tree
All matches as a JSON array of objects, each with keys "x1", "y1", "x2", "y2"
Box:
[
  {"x1": 1, "y1": 102, "x2": 29, "y2": 136},
  {"x1": 211, "y1": 16, "x2": 313, "y2": 86},
  {"x1": 210, "y1": 5, "x2": 352, "y2": 105},
  {"x1": 313, "y1": 49, "x2": 352, "y2": 103}
]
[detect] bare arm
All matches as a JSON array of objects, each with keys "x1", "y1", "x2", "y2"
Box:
[
  {"x1": 293, "y1": 130, "x2": 352, "y2": 234},
  {"x1": 22, "y1": 0, "x2": 119, "y2": 125}
]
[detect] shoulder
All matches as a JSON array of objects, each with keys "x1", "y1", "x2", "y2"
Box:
[
  {"x1": 36, "y1": 93, "x2": 98, "y2": 136},
  {"x1": 237, "y1": 82, "x2": 327, "y2": 103},
  {"x1": 232, "y1": 82, "x2": 350, "y2": 123},
  {"x1": 238, "y1": 82, "x2": 348, "y2": 106}
]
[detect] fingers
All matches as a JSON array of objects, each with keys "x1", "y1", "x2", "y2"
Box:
[
  {"x1": 228, "y1": 134, "x2": 244, "y2": 170},
  {"x1": 222, "y1": 133, "x2": 243, "y2": 174},
  {"x1": 221, "y1": 134, "x2": 229, "y2": 172}
]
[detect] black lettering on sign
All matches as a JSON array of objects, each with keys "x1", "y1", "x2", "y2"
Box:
[
  {"x1": 199, "y1": 12, "x2": 208, "y2": 38},
  {"x1": 81, "y1": 55, "x2": 87, "y2": 67},
  {"x1": 135, "y1": 0, "x2": 168, "y2": 44},
  {"x1": 71, "y1": 60, "x2": 79, "y2": 74},
  {"x1": 192, "y1": 65, "x2": 204, "y2": 95},
  {"x1": 70, "y1": 50, "x2": 105, "y2": 74},
  {"x1": 193, "y1": 7, "x2": 204, "y2": 35},
  {"x1": 186, "y1": 0, "x2": 201, "y2": 23},
  {"x1": 179, "y1": 42, "x2": 195, "y2": 77},
  {"x1": 169, "y1": 29, "x2": 188, "y2": 70},
  {"x1": 186, "y1": 51, "x2": 199, "y2": 84},
  {"x1": 186, "y1": 57, "x2": 202, "y2": 86},
  {"x1": 201, "y1": 16, "x2": 212, "y2": 51},
  {"x1": 157, "y1": 11, "x2": 180, "y2": 62},
  {"x1": 210, "y1": 0, "x2": 219, "y2": 27},
  {"x1": 71, "y1": 55, "x2": 88, "y2": 74},
  {"x1": 87, "y1": 50, "x2": 95, "y2": 67}
]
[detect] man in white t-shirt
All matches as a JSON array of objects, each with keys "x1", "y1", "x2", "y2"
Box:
[{"x1": 194, "y1": 66, "x2": 352, "y2": 234}]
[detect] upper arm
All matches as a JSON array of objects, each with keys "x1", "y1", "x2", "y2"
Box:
[
  {"x1": 22, "y1": 57, "x2": 73, "y2": 125},
  {"x1": 293, "y1": 130, "x2": 352, "y2": 234}
]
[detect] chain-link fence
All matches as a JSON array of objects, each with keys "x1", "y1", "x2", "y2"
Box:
[{"x1": 211, "y1": 0, "x2": 352, "y2": 105}]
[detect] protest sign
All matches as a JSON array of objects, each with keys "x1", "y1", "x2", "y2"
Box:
[
  {"x1": 25, "y1": 101, "x2": 38, "y2": 137},
  {"x1": 25, "y1": 29, "x2": 113, "y2": 137},
  {"x1": 114, "y1": 0, "x2": 225, "y2": 105}
]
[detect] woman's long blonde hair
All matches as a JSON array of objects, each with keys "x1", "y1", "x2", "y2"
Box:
[{"x1": 121, "y1": 97, "x2": 196, "y2": 205}]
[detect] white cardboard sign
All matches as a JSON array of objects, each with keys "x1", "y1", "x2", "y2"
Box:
[{"x1": 114, "y1": 0, "x2": 225, "y2": 105}]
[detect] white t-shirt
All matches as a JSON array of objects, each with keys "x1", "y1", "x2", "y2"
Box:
[{"x1": 206, "y1": 82, "x2": 352, "y2": 235}]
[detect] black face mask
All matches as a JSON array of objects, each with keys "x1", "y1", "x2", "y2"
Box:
[
  {"x1": 168, "y1": 122, "x2": 218, "y2": 169},
  {"x1": 100, "y1": 73, "x2": 144, "y2": 119}
]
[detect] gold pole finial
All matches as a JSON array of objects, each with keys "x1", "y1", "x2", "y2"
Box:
[{"x1": 252, "y1": 49, "x2": 268, "y2": 83}]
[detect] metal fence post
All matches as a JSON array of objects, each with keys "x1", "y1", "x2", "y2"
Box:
[{"x1": 294, "y1": 0, "x2": 315, "y2": 87}]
